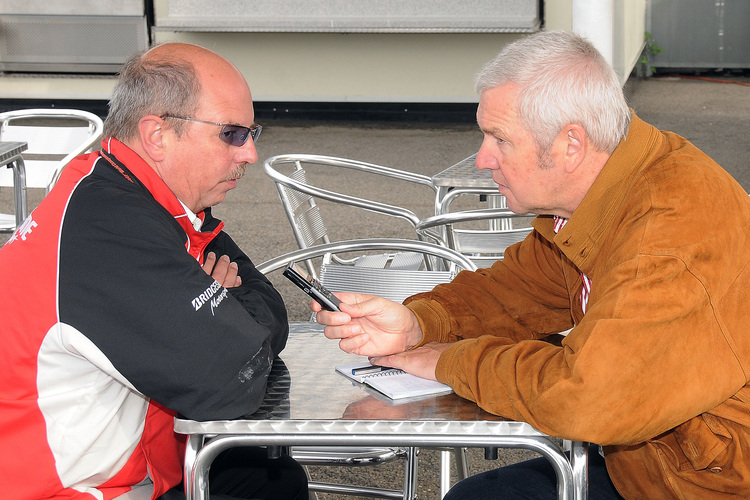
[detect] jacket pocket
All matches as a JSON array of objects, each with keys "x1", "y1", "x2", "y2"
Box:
[{"x1": 672, "y1": 414, "x2": 731, "y2": 471}]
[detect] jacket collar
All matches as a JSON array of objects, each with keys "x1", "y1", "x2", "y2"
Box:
[
  {"x1": 100, "y1": 137, "x2": 224, "y2": 262},
  {"x1": 532, "y1": 112, "x2": 665, "y2": 272}
]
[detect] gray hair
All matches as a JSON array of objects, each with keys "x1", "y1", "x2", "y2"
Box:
[
  {"x1": 475, "y1": 30, "x2": 630, "y2": 154},
  {"x1": 103, "y1": 46, "x2": 202, "y2": 142}
]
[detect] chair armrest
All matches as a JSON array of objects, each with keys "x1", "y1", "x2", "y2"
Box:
[
  {"x1": 256, "y1": 238, "x2": 478, "y2": 275},
  {"x1": 416, "y1": 208, "x2": 534, "y2": 245}
]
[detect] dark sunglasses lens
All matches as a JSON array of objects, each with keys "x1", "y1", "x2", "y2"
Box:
[{"x1": 219, "y1": 125, "x2": 250, "y2": 146}]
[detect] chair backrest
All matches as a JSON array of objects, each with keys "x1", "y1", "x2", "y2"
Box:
[
  {"x1": 264, "y1": 154, "x2": 436, "y2": 249},
  {"x1": 264, "y1": 154, "x2": 439, "y2": 278},
  {"x1": 257, "y1": 238, "x2": 478, "y2": 305},
  {"x1": 417, "y1": 208, "x2": 534, "y2": 268},
  {"x1": 0, "y1": 109, "x2": 104, "y2": 192},
  {"x1": 277, "y1": 165, "x2": 329, "y2": 249}
]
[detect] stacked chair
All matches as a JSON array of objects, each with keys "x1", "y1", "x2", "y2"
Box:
[{"x1": 0, "y1": 109, "x2": 103, "y2": 232}]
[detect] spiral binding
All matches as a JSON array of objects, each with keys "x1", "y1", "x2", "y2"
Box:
[{"x1": 364, "y1": 369, "x2": 406, "y2": 379}]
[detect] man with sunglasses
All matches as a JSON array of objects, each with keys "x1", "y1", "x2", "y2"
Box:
[{"x1": 0, "y1": 43, "x2": 307, "y2": 499}]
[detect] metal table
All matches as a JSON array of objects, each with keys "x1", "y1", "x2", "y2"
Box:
[
  {"x1": 431, "y1": 154, "x2": 495, "y2": 193},
  {"x1": 0, "y1": 141, "x2": 28, "y2": 230},
  {"x1": 175, "y1": 322, "x2": 588, "y2": 500}
]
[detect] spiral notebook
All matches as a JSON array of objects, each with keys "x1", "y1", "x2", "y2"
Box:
[{"x1": 335, "y1": 362, "x2": 453, "y2": 400}]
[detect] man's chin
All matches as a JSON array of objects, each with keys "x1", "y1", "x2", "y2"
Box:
[{"x1": 502, "y1": 198, "x2": 530, "y2": 216}]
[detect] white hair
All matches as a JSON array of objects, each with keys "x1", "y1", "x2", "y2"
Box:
[{"x1": 475, "y1": 30, "x2": 630, "y2": 154}]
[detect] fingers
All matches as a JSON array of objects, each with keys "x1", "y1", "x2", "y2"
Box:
[
  {"x1": 316, "y1": 293, "x2": 388, "y2": 320},
  {"x1": 322, "y1": 322, "x2": 362, "y2": 340},
  {"x1": 223, "y1": 260, "x2": 240, "y2": 288},
  {"x1": 369, "y1": 344, "x2": 445, "y2": 380},
  {"x1": 202, "y1": 252, "x2": 241, "y2": 288},
  {"x1": 202, "y1": 251, "x2": 217, "y2": 275},
  {"x1": 337, "y1": 333, "x2": 371, "y2": 355},
  {"x1": 368, "y1": 353, "x2": 402, "y2": 370}
]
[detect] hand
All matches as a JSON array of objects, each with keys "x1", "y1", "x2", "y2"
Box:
[
  {"x1": 370, "y1": 342, "x2": 452, "y2": 381},
  {"x1": 202, "y1": 252, "x2": 242, "y2": 288},
  {"x1": 312, "y1": 292, "x2": 423, "y2": 357}
]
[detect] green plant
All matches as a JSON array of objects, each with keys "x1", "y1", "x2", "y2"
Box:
[{"x1": 639, "y1": 31, "x2": 664, "y2": 75}]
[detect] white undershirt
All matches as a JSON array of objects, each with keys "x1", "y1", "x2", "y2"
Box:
[{"x1": 178, "y1": 200, "x2": 202, "y2": 231}]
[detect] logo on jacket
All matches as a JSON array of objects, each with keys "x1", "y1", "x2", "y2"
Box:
[
  {"x1": 6, "y1": 216, "x2": 38, "y2": 245},
  {"x1": 192, "y1": 280, "x2": 227, "y2": 315}
]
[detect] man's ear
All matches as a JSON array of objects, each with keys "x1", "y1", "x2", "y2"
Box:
[
  {"x1": 138, "y1": 115, "x2": 167, "y2": 162},
  {"x1": 561, "y1": 123, "x2": 586, "y2": 173}
]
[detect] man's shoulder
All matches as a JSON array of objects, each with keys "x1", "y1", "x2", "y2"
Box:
[
  {"x1": 61, "y1": 165, "x2": 184, "y2": 251},
  {"x1": 639, "y1": 138, "x2": 746, "y2": 214}
]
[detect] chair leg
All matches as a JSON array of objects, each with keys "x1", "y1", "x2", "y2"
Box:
[
  {"x1": 454, "y1": 447, "x2": 469, "y2": 481},
  {"x1": 11, "y1": 159, "x2": 28, "y2": 228},
  {"x1": 403, "y1": 447, "x2": 419, "y2": 500},
  {"x1": 302, "y1": 466, "x2": 319, "y2": 500},
  {"x1": 440, "y1": 447, "x2": 469, "y2": 498}
]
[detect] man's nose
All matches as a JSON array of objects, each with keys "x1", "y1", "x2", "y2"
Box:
[
  {"x1": 236, "y1": 140, "x2": 258, "y2": 165},
  {"x1": 475, "y1": 143, "x2": 495, "y2": 171}
]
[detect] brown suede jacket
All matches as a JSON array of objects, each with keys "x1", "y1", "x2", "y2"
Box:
[{"x1": 405, "y1": 113, "x2": 750, "y2": 499}]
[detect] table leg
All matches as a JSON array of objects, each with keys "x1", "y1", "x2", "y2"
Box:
[
  {"x1": 569, "y1": 441, "x2": 589, "y2": 500},
  {"x1": 190, "y1": 436, "x2": 257, "y2": 500},
  {"x1": 439, "y1": 450, "x2": 451, "y2": 497},
  {"x1": 183, "y1": 434, "x2": 203, "y2": 499}
]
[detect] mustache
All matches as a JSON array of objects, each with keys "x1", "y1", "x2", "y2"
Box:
[{"x1": 225, "y1": 163, "x2": 248, "y2": 182}]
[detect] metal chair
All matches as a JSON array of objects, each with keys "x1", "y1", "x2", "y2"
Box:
[
  {"x1": 0, "y1": 108, "x2": 104, "y2": 232},
  {"x1": 257, "y1": 239, "x2": 476, "y2": 500},
  {"x1": 263, "y1": 154, "x2": 439, "y2": 279},
  {"x1": 419, "y1": 201, "x2": 535, "y2": 268}
]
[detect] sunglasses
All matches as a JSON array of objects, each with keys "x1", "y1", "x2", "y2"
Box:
[{"x1": 161, "y1": 115, "x2": 262, "y2": 146}]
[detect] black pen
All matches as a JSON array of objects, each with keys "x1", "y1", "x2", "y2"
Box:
[{"x1": 351, "y1": 365, "x2": 389, "y2": 375}]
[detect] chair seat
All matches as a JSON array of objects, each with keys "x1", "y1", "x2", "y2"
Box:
[{"x1": 352, "y1": 251, "x2": 424, "y2": 270}]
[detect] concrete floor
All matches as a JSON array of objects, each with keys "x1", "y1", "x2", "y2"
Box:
[{"x1": 1, "y1": 74, "x2": 749, "y2": 499}]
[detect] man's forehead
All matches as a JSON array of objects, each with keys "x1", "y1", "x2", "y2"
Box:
[{"x1": 476, "y1": 90, "x2": 514, "y2": 128}]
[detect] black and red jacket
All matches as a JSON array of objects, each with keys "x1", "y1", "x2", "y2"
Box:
[{"x1": 0, "y1": 137, "x2": 288, "y2": 499}]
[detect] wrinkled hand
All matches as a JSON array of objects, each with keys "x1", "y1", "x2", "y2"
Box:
[
  {"x1": 312, "y1": 292, "x2": 423, "y2": 357},
  {"x1": 370, "y1": 342, "x2": 452, "y2": 381},
  {"x1": 202, "y1": 252, "x2": 242, "y2": 288}
]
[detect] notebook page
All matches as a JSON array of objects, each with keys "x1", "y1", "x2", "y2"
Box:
[{"x1": 335, "y1": 362, "x2": 453, "y2": 400}]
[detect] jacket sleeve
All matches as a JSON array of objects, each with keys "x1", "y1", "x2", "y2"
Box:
[
  {"x1": 205, "y1": 230, "x2": 289, "y2": 355},
  {"x1": 405, "y1": 230, "x2": 575, "y2": 345},
  {"x1": 58, "y1": 189, "x2": 286, "y2": 421}
]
